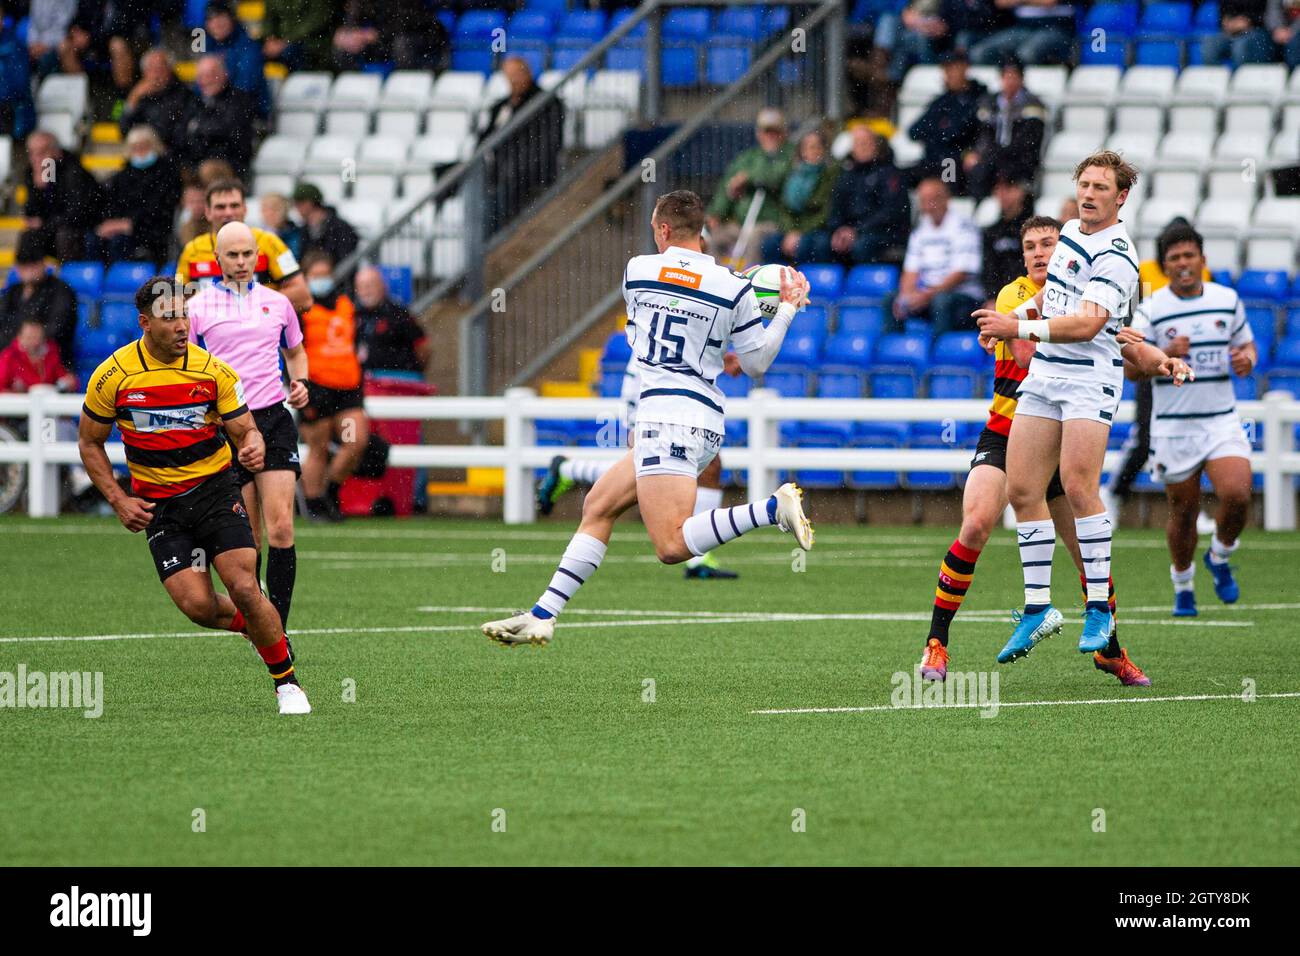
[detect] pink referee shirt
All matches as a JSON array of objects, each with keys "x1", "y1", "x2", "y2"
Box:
[{"x1": 186, "y1": 279, "x2": 303, "y2": 412}]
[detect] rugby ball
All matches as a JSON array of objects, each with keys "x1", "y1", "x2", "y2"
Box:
[{"x1": 741, "y1": 263, "x2": 787, "y2": 319}]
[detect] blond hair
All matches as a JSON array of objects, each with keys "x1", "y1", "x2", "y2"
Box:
[{"x1": 1073, "y1": 150, "x2": 1139, "y2": 194}]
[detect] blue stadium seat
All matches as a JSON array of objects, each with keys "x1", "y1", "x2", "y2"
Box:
[
  {"x1": 869, "y1": 372, "x2": 915, "y2": 398},
  {"x1": 769, "y1": 332, "x2": 820, "y2": 370},
  {"x1": 1232, "y1": 373, "x2": 1258, "y2": 401},
  {"x1": 535, "y1": 419, "x2": 578, "y2": 445},
  {"x1": 662, "y1": 43, "x2": 700, "y2": 87},
  {"x1": 1212, "y1": 269, "x2": 1233, "y2": 288},
  {"x1": 717, "y1": 370, "x2": 751, "y2": 398},
  {"x1": 526, "y1": 0, "x2": 569, "y2": 13},
  {"x1": 103, "y1": 262, "x2": 156, "y2": 301},
  {"x1": 602, "y1": 331, "x2": 632, "y2": 370},
  {"x1": 605, "y1": 44, "x2": 645, "y2": 73},
  {"x1": 1273, "y1": 337, "x2": 1300, "y2": 370},
  {"x1": 1108, "y1": 421, "x2": 1133, "y2": 449},
  {"x1": 820, "y1": 332, "x2": 875, "y2": 369},
  {"x1": 716, "y1": 8, "x2": 763, "y2": 38},
  {"x1": 836, "y1": 305, "x2": 886, "y2": 335},
  {"x1": 842, "y1": 263, "x2": 899, "y2": 301},
  {"x1": 60, "y1": 261, "x2": 105, "y2": 298},
  {"x1": 1080, "y1": 42, "x2": 1129, "y2": 66},
  {"x1": 792, "y1": 432, "x2": 848, "y2": 491},
  {"x1": 664, "y1": 7, "x2": 711, "y2": 39},
  {"x1": 762, "y1": 371, "x2": 810, "y2": 397},
  {"x1": 1246, "y1": 308, "x2": 1277, "y2": 361},
  {"x1": 1194, "y1": 1, "x2": 1221, "y2": 34},
  {"x1": 507, "y1": 11, "x2": 555, "y2": 40},
  {"x1": 609, "y1": 9, "x2": 649, "y2": 38},
  {"x1": 1237, "y1": 270, "x2": 1289, "y2": 302},
  {"x1": 930, "y1": 331, "x2": 986, "y2": 370},
  {"x1": 1135, "y1": 41, "x2": 1182, "y2": 67},
  {"x1": 1084, "y1": 2, "x2": 1140, "y2": 36},
  {"x1": 456, "y1": 11, "x2": 507, "y2": 40},
  {"x1": 557, "y1": 11, "x2": 606, "y2": 43},
  {"x1": 378, "y1": 265, "x2": 412, "y2": 305},
  {"x1": 75, "y1": 328, "x2": 131, "y2": 366},
  {"x1": 848, "y1": 422, "x2": 906, "y2": 490},
  {"x1": 76, "y1": 297, "x2": 94, "y2": 331},
  {"x1": 924, "y1": 371, "x2": 978, "y2": 399},
  {"x1": 707, "y1": 42, "x2": 750, "y2": 85},
  {"x1": 510, "y1": 42, "x2": 549, "y2": 77},
  {"x1": 791, "y1": 305, "x2": 829, "y2": 341},
  {"x1": 599, "y1": 371, "x2": 623, "y2": 398},
  {"x1": 874, "y1": 332, "x2": 930, "y2": 375},
  {"x1": 795, "y1": 373, "x2": 861, "y2": 448},
  {"x1": 764, "y1": 7, "x2": 791, "y2": 34},
  {"x1": 801, "y1": 263, "x2": 844, "y2": 300},
  {"x1": 1122, "y1": 377, "x2": 1137, "y2": 402},
  {"x1": 903, "y1": 428, "x2": 957, "y2": 491},
  {"x1": 99, "y1": 301, "x2": 140, "y2": 334},
  {"x1": 1268, "y1": 369, "x2": 1300, "y2": 395},
  {"x1": 552, "y1": 45, "x2": 592, "y2": 72},
  {"x1": 1139, "y1": 2, "x2": 1194, "y2": 37},
  {"x1": 1287, "y1": 308, "x2": 1300, "y2": 339},
  {"x1": 450, "y1": 49, "x2": 494, "y2": 74}
]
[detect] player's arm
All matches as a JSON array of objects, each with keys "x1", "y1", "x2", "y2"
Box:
[
  {"x1": 223, "y1": 410, "x2": 265, "y2": 474},
  {"x1": 277, "y1": 272, "x2": 313, "y2": 314},
  {"x1": 282, "y1": 343, "x2": 309, "y2": 407},
  {"x1": 975, "y1": 297, "x2": 1111, "y2": 343},
  {"x1": 77, "y1": 413, "x2": 155, "y2": 532},
  {"x1": 734, "y1": 268, "x2": 810, "y2": 377},
  {"x1": 989, "y1": 282, "x2": 1038, "y2": 365},
  {"x1": 1116, "y1": 328, "x2": 1194, "y2": 384}
]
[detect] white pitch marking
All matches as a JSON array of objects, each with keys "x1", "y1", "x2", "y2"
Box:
[{"x1": 752, "y1": 691, "x2": 1300, "y2": 715}]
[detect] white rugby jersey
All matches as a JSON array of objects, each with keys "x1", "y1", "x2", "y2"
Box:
[
  {"x1": 1130, "y1": 281, "x2": 1253, "y2": 437},
  {"x1": 1028, "y1": 217, "x2": 1139, "y2": 389},
  {"x1": 622, "y1": 245, "x2": 763, "y2": 432}
]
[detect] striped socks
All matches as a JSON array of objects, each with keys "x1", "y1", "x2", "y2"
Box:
[
  {"x1": 929, "y1": 539, "x2": 980, "y2": 646},
  {"x1": 1017, "y1": 518, "x2": 1055, "y2": 611},
  {"x1": 684, "y1": 487, "x2": 726, "y2": 569},
  {"x1": 681, "y1": 496, "x2": 778, "y2": 557},
  {"x1": 1076, "y1": 512, "x2": 1114, "y2": 610},
  {"x1": 532, "y1": 532, "x2": 607, "y2": 620},
  {"x1": 256, "y1": 636, "x2": 297, "y2": 687},
  {"x1": 559, "y1": 459, "x2": 616, "y2": 486}
]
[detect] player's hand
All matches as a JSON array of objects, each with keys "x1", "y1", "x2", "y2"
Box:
[
  {"x1": 974, "y1": 308, "x2": 1019, "y2": 341},
  {"x1": 1116, "y1": 327, "x2": 1145, "y2": 348},
  {"x1": 722, "y1": 351, "x2": 742, "y2": 376},
  {"x1": 1164, "y1": 335, "x2": 1191, "y2": 358},
  {"x1": 237, "y1": 432, "x2": 266, "y2": 473},
  {"x1": 288, "y1": 379, "x2": 309, "y2": 408},
  {"x1": 1155, "y1": 355, "x2": 1195, "y2": 385},
  {"x1": 1230, "y1": 346, "x2": 1255, "y2": 377},
  {"x1": 114, "y1": 496, "x2": 155, "y2": 533},
  {"x1": 777, "y1": 267, "x2": 810, "y2": 308},
  {"x1": 978, "y1": 331, "x2": 997, "y2": 354}
]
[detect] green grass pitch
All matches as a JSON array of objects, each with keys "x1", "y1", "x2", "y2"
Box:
[{"x1": 1, "y1": 514, "x2": 1297, "y2": 866}]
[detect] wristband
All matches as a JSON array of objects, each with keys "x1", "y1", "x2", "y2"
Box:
[
  {"x1": 295, "y1": 378, "x2": 309, "y2": 388},
  {"x1": 774, "y1": 301, "x2": 798, "y2": 323},
  {"x1": 1017, "y1": 319, "x2": 1051, "y2": 342},
  {"x1": 1012, "y1": 301, "x2": 1038, "y2": 322}
]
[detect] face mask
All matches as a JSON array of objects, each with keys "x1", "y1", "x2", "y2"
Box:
[
  {"x1": 129, "y1": 152, "x2": 158, "y2": 169},
  {"x1": 308, "y1": 278, "x2": 333, "y2": 297}
]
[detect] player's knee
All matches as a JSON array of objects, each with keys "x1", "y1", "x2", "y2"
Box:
[
  {"x1": 1220, "y1": 486, "x2": 1252, "y2": 513},
  {"x1": 959, "y1": 516, "x2": 994, "y2": 550},
  {"x1": 265, "y1": 514, "x2": 295, "y2": 548},
  {"x1": 1006, "y1": 482, "x2": 1036, "y2": 512},
  {"x1": 226, "y1": 576, "x2": 264, "y2": 612},
  {"x1": 655, "y1": 541, "x2": 690, "y2": 565}
]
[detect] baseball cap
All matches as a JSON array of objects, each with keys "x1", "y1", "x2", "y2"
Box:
[{"x1": 292, "y1": 182, "x2": 324, "y2": 204}]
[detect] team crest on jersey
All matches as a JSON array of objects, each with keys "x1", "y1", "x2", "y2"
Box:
[
  {"x1": 1215, "y1": 318, "x2": 1227, "y2": 331},
  {"x1": 1112, "y1": 238, "x2": 1129, "y2": 251},
  {"x1": 1067, "y1": 259, "x2": 1080, "y2": 275},
  {"x1": 232, "y1": 501, "x2": 247, "y2": 517}
]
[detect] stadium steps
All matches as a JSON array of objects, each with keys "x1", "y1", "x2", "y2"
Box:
[
  {"x1": 424, "y1": 467, "x2": 505, "y2": 500},
  {"x1": 538, "y1": 347, "x2": 603, "y2": 398}
]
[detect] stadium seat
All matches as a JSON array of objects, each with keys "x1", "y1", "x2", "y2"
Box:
[
  {"x1": 252, "y1": 135, "x2": 308, "y2": 176},
  {"x1": 324, "y1": 111, "x2": 371, "y2": 138},
  {"x1": 103, "y1": 262, "x2": 156, "y2": 301},
  {"x1": 899, "y1": 65, "x2": 943, "y2": 107},
  {"x1": 551, "y1": 45, "x2": 593, "y2": 74},
  {"x1": 380, "y1": 71, "x2": 433, "y2": 112},
  {"x1": 1228, "y1": 64, "x2": 1287, "y2": 105},
  {"x1": 357, "y1": 136, "x2": 410, "y2": 174},
  {"x1": 59, "y1": 262, "x2": 104, "y2": 299},
  {"x1": 1083, "y1": 2, "x2": 1140, "y2": 39},
  {"x1": 924, "y1": 372, "x2": 977, "y2": 399},
  {"x1": 1246, "y1": 308, "x2": 1277, "y2": 360},
  {"x1": 36, "y1": 73, "x2": 88, "y2": 119},
  {"x1": 557, "y1": 10, "x2": 606, "y2": 43},
  {"x1": 930, "y1": 331, "x2": 986, "y2": 370},
  {"x1": 1233, "y1": 374, "x2": 1259, "y2": 401},
  {"x1": 1078, "y1": 40, "x2": 1127, "y2": 68},
  {"x1": 337, "y1": 200, "x2": 385, "y2": 240},
  {"x1": 1060, "y1": 105, "x2": 1109, "y2": 138},
  {"x1": 353, "y1": 173, "x2": 398, "y2": 202},
  {"x1": 1116, "y1": 65, "x2": 1177, "y2": 105},
  {"x1": 1197, "y1": 198, "x2": 1253, "y2": 237},
  {"x1": 874, "y1": 333, "x2": 930, "y2": 376},
  {"x1": 716, "y1": 7, "x2": 763, "y2": 38},
  {"x1": 769, "y1": 333, "x2": 820, "y2": 370},
  {"x1": 800, "y1": 263, "x2": 844, "y2": 301},
  {"x1": 278, "y1": 72, "x2": 332, "y2": 114},
  {"x1": 869, "y1": 372, "x2": 915, "y2": 399},
  {"x1": 303, "y1": 136, "x2": 358, "y2": 175},
  {"x1": 377, "y1": 265, "x2": 413, "y2": 305},
  {"x1": 716, "y1": 370, "x2": 751, "y2": 399},
  {"x1": 507, "y1": 10, "x2": 555, "y2": 40},
  {"x1": 1139, "y1": 2, "x2": 1194, "y2": 36},
  {"x1": 1244, "y1": 239, "x2": 1295, "y2": 273},
  {"x1": 842, "y1": 264, "x2": 899, "y2": 301},
  {"x1": 408, "y1": 134, "x2": 465, "y2": 168},
  {"x1": 98, "y1": 300, "x2": 139, "y2": 334},
  {"x1": 707, "y1": 44, "x2": 751, "y2": 86},
  {"x1": 836, "y1": 305, "x2": 886, "y2": 335},
  {"x1": 1173, "y1": 65, "x2": 1230, "y2": 106},
  {"x1": 1135, "y1": 41, "x2": 1181, "y2": 68},
  {"x1": 456, "y1": 10, "x2": 507, "y2": 41},
  {"x1": 451, "y1": 49, "x2": 495, "y2": 75},
  {"x1": 429, "y1": 71, "x2": 486, "y2": 111},
  {"x1": 821, "y1": 332, "x2": 875, "y2": 370},
  {"x1": 662, "y1": 43, "x2": 700, "y2": 87},
  {"x1": 1238, "y1": 270, "x2": 1289, "y2": 301},
  {"x1": 791, "y1": 306, "x2": 829, "y2": 341},
  {"x1": 762, "y1": 371, "x2": 810, "y2": 397},
  {"x1": 601, "y1": 331, "x2": 632, "y2": 371},
  {"x1": 1273, "y1": 336, "x2": 1300, "y2": 370},
  {"x1": 329, "y1": 72, "x2": 382, "y2": 114}
]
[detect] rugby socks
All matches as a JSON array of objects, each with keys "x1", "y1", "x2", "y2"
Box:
[
  {"x1": 681, "y1": 496, "x2": 778, "y2": 557},
  {"x1": 1076, "y1": 512, "x2": 1114, "y2": 611},
  {"x1": 1171, "y1": 564, "x2": 1195, "y2": 592},
  {"x1": 930, "y1": 539, "x2": 980, "y2": 647},
  {"x1": 532, "y1": 532, "x2": 607, "y2": 620},
  {"x1": 228, "y1": 609, "x2": 247, "y2": 633},
  {"x1": 558, "y1": 459, "x2": 616, "y2": 486},
  {"x1": 266, "y1": 546, "x2": 297, "y2": 630},
  {"x1": 1208, "y1": 533, "x2": 1238, "y2": 566},
  {"x1": 684, "y1": 487, "x2": 726, "y2": 569},
  {"x1": 256, "y1": 636, "x2": 297, "y2": 687},
  {"x1": 1080, "y1": 573, "x2": 1121, "y2": 657},
  {"x1": 1017, "y1": 518, "x2": 1055, "y2": 612}
]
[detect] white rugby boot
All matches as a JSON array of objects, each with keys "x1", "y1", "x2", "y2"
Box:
[
  {"x1": 481, "y1": 610, "x2": 556, "y2": 647},
  {"x1": 276, "y1": 683, "x2": 312, "y2": 715},
  {"x1": 773, "y1": 482, "x2": 815, "y2": 550}
]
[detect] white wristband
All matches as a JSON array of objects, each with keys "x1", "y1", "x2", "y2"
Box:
[
  {"x1": 774, "y1": 301, "x2": 798, "y2": 323},
  {"x1": 1012, "y1": 301, "x2": 1038, "y2": 321},
  {"x1": 1017, "y1": 319, "x2": 1051, "y2": 342}
]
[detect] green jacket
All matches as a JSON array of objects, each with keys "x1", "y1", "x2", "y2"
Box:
[
  {"x1": 263, "y1": 0, "x2": 339, "y2": 70},
  {"x1": 707, "y1": 143, "x2": 795, "y2": 226},
  {"x1": 780, "y1": 162, "x2": 839, "y2": 233}
]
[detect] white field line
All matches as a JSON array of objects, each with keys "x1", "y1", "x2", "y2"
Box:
[{"x1": 752, "y1": 691, "x2": 1300, "y2": 715}]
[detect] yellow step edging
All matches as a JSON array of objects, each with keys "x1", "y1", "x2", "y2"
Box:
[
  {"x1": 0, "y1": 249, "x2": 13, "y2": 269},
  {"x1": 264, "y1": 61, "x2": 288, "y2": 81},
  {"x1": 0, "y1": 216, "x2": 25, "y2": 231},
  {"x1": 577, "y1": 347, "x2": 601, "y2": 387},
  {"x1": 540, "y1": 381, "x2": 595, "y2": 398},
  {"x1": 237, "y1": 1, "x2": 266, "y2": 23},
  {"x1": 175, "y1": 61, "x2": 196, "y2": 83},
  {"x1": 82, "y1": 154, "x2": 125, "y2": 173},
  {"x1": 91, "y1": 123, "x2": 121, "y2": 145}
]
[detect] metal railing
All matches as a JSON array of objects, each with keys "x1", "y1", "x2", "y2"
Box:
[{"x1": 6, "y1": 388, "x2": 1298, "y2": 531}]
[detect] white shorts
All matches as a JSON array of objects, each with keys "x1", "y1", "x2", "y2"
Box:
[
  {"x1": 634, "y1": 421, "x2": 722, "y2": 478},
  {"x1": 1149, "y1": 423, "x2": 1252, "y2": 485},
  {"x1": 1015, "y1": 375, "x2": 1122, "y2": 426}
]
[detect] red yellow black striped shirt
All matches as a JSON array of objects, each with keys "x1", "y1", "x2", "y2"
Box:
[{"x1": 986, "y1": 275, "x2": 1039, "y2": 436}]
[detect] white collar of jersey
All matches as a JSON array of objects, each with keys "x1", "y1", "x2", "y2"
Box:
[
  {"x1": 665, "y1": 245, "x2": 711, "y2": 263},
  {"x1": 217, "y1": 278, "x2": 256, "y2": 296}
]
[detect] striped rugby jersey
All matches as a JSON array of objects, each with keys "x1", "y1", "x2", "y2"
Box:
[
  {"x1": 176, "y1": 226, "x2": 300, "y2": 289},
  {"x1": 986, "y1": 274, "x2": 1040, "y2": 436},
  {"x1": 622, "y1": 245, "x2": 764, "y2": 432},
  {"x1": 1029, "y1": 217, "x2": 1139, "y2": 389},
  {"x1": 82, "y1": 339, "x2": 248, "y2": 499},
  {"x1": 1130, "y1": 281, "x2": 1253, "y2": 438}
]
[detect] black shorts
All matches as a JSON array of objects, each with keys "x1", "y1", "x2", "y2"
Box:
[
  {"x1": 970, "y1": 427, "x2": 1066, "y2": 501},
  {"x1": 301, "y1": 381, "x2": 365, "y2": 423},
  {"x1": 230, "y1": 403, "x2": 302, "y2": 488},
  {"x1": 144, "y1": 470, "x2": 257, "y2": 582}
]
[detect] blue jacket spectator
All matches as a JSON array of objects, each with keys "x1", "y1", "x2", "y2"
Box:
[
  {"x1": 0, "y1": 9, "x2": 36, "y2": 139},
  {"x1": 803, "y1": 127, "x2": 912, "y2": 266},
  {"x1": 1203, "y1": 1, "x2": 1274, "y2": 65},
  {"x1": 204, "y1": 2, "x2": 270, "y2": 118},
  {"x1": 970, "y1": 1, "x2": 1078, "y2": 65},
  {"x1": 907, "y1": 50, "x2": 987, "y2": 192}
]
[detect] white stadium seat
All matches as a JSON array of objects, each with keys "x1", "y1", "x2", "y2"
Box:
[
  {"x1": 947, "y1": 197, "x2": 976, "y2": 222},
  {"x1": 336, "y1": 199, "x2": 385, "y2": 240},
  {"x1": 1041, "y1": 169, "x2": 1074, "y2": 199},
  {"x1": 897, "y1": 103, "x2": 925, "y2": 134},
  {"x1": 36, "y1": 113, "x2": 77, "y2": 149},
  {"x1": 1036, "y1": 193, "x2": 1071, "y2": 218},
  {"x1": 401, "y1": 171, "x2": 435, "y2": 199},
  {"x1": 1063, "y1": 65, "x2": 1121, "y2": 105},
  {"x1": 276, "y1": 111, "x2": 320, "y2": 139},
  {"x1": 587, "y1": 70, "x2": 640, "y2": 110},
  {"x1": 1252, "y1": 197, "x2": 1300, "y2": 238},
  {"x1": 1207, "y1": 167, "x2": 1257, "y2": 201},
  {"x1": 1244, "y1": 236, "x2": 1295, "y2": 270},
  {"x1": 1059, "y1": 105, "x2": 1109, "y2": 137},
  {"x1": 429, "y1": 71, "x2": 486, "y2": 110},
  {"x1": 482, "y1": 71, "x2": 511, "y2": 107},
  {"x1": 1167, "y1": 105, "x2": 1218, "y2": 135},
  {"x1": 1024, "y1": 65, "x2": 1067, "y2": 108},
  {"x1": 376, "y1": 110, "x2": 422, "y2": 139},
  {"x1": 1116, "y1": 66, "x2": 1176, "y2": 105},
  {"x1": 329, "y1": 72, "x2": 382, "y2": 112},
  {"x1": 1045, "y1": 130, "x2": 1105, "y2": 167},
  {"x1": 37, "y1": 74, "x2": 88, "y2": 119},
  {"x1": 303, "y1": 136, "x2": 358, "y2": 174},
  {"x1": 380, "y1": 71, "x2": 434, "y2": 111},
  {"x1": 357, "y1": 136, "x2": 410, "y2": 173},
  {"x1": 353, "y1": 173, "x2": 398, "y2": 202},
  {"x1": 1172, "y1": 66, "x2": 1230, "y2": 107},
  {"x1": 1112, "y1": 131, "x2": 1158, "y2": 169},
  {"x1": 425, "y1": 109, "x2": 474, "y2": 144},
  {"x1": 253, "y1": 135, "x2": 309, "y2": 176},
  {"x1": 1222, "y1": 104, "x2": 1274, "y2": 139},
  {"x1": 974, "y1": 196, "x2": 1000, "y2": 228},
  {"x1": 1155, "y1": 131, "x2": 1215, "y2": 170},
  {"x1": 407, "y1": 135, "x2": 463, "y2": 168},
  {"x1": 968, "y1": 66, "x2": 999, "y2": 92},
  {"x1": 1202, "y1": 235, "x2": 1241, "y2": 273},
  {"x1": 324, "y1": 110, "x2": 371, "y2": 138},
  {"x1": 242, "y1": 195, "x2": 266, "y2": 228},
  {"x1": 300, "y1": 173, "x2": 346, "y2": 205},
  {"x1": 1227, "y1": 64, "x2": 1287, "y2": 105},
  {"x1": 252, "y1": 173, "x2": 292, "y2": 196},
  {"x1": 889, "y1": 132, "x2": 924, "y2": 168},
  {"x1": 0, "y1": 136, "x2": 10, "y2": 187},
  {"x1": 1196, "y1": 198, "x2": 1254, "y2": 237},
  {"x1": 899, "y1": 65, "x2": 943, "y2": 107},
  {"x1": 1139, "y1": 197, "x2": 1197, "y2": 233},
  {"x1": 1214, "y1": 131, "x2": 1262, "y2": 163},
  {"x1": 1113, "y1": 105, "x2": 1163, "y2": 135},
  {"x1": 1150, "y1": 169, "x2": 1202, "y2": 200},
  {"x1": 277, "y1": 72, "x2": 332, "y2": 113},
  {"x1": 1268, "y1": 129, "x2": 1300, "y2": 166}
]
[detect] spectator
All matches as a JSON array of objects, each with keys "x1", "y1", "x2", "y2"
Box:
[
  {"x1": 476, "y1": 56, "x2": 565, "y2": 233},
  {"x1": 964, "y1": 55, "x2": 1047, "y2": 200},
  {"x1": 0, "y1": 232, "x2": 77, "y2": 359},
  {"x1": 292, "y1": 182, "x2": 359, "y2": 264},
  {"x1": 970, "y1": 1, "x2": 1077, "y2": 65},
  {"x1": 892, "y1": 177, "x2": 983, "y2": 336},
  {"x1": 0, "y1": 319, "x2": 77, "y2": 394},
  {"x1": 22, "y1": 130, "x2": 105, "y2": 262},
  {"x1": 1059, "y1": 196, "x2": 1079, "y2": 222},
  {"x1": 120, "y1": 49, "x2": 197, "y2": 157},
  {"x1": 706, "y1": 107, "x2": 795, "y2": 262},
  {"x1": 260, "y1": 193, "x2": 302, "y2": 260},
  {"x1": 760, "y1": 130, "x2": 840, "y2": 265},
  {"x1": 980, "y1": 176, "x2": 1033, "y2": 299},
  {"x1": 332, "y1": 0, "x2": 450, "y2": 72},
  {"x1": 803, "y1": 126, "x2": 911, "y2": 266},
  {"x1": 885, "y1": 0, "x2": 1005, "y2": 83},
  {"x1": 104, "y1": 0, "x2": 155, "y2": 96},
  {"x1": 87, "y1": 125, "x2": 182, "y2": 264},
  {"x1": 263, "y1": 0, "x2": 339, "y2": 72},
  {"x1": 204, "y1": 1, "x2": 270, "y2": 118},
  {"x1": 27, "y1": 0, "x2": 78, "y2": 81},
  {"x1": 56, "y1": 0, "x2": 105, "y2": 79},
  {"x1": 183, "y1": 55, "x2": 257, "y2": 177},
  {"x1": 197, "y1": 157, "x2": 235, "y2": 185},
  {"x1": 907, "y1": 50, "x2": 987, "y2": 192},
  {"x1": 1203, "y1": 1, "x2": 1274, "y2": 65},
  {"x1": 298, "y1": 252, "x2": 370, "y2": 522},
  {"x1": 354, "y1": 266, "x2": 431, "y2": 375},
  {"x1": 1273, "y1": 0, "x2": 1300, "y2": 69},
  {"x1": 0, "y1": 5, "x2": 36, "y2": 139},
  {"x1": 176, "y1": 179, "x2": 209, "y2": 246}
]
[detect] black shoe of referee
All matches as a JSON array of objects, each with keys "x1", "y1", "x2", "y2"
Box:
[{"x1": 306, "y1": 496, "x2": 344, "y2": 522}]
